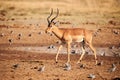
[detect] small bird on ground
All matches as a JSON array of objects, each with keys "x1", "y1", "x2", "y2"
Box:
[
  {"x1": 9, "y1": 39, "x2": 13, "y2": 45},
  {"x1": 108, "y1": 64, "x2": 116, "y2": 72},
  {"x1": 88, "y1": 74, "x2": 96, "y2": 80},
  {"x1": 48, "y1": 45, "x2": 55, "y2": 49},
  {"x1": 79, "y1": 64, "x2": 85, "y2": 69},
  {"x1": 97, "y1": 61, "x2": 103, "y2": 66},
  {"x1": 64, "y1": 63, "x2": 71, "y2": 71},
  {"x1": 12, "y1": 64, "x2": 19, "y2": 69},
  {"x1": 38, "y1": 65, "x2": 45, "y2": 72}
]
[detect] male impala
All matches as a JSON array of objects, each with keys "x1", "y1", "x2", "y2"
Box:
[{"x1": 46, "y1": 9, "x2": 97, "y2": 64}]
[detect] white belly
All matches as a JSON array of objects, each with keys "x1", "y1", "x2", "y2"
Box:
[
  {"x1": 76, "y1": 38, "x2": 84, "y2": 42},
  {"x1": 72, "y1": 36, "x2": 84, "y2": 42}
]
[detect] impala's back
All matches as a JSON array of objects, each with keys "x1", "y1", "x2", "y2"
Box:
[{"x1": 59, "y1": 28, "x2": 92, "y2": 43}]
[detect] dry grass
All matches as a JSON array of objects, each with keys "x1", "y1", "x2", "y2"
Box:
[{"x1": 0, "y1": 0, "x2": 120, "y2": 25}]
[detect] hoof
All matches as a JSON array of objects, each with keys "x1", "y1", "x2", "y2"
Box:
[
  {"x1": 94, "y1": 61, "x2": 98, "y2": 66},
  {"x1": 77, "y1": 61, "x2": 81, "y2": 64},
  {"x1": 77, "y1": 60, "x2": 81, "y2": 64},
  {"x1": 66, "y1": 60, "x2": 70, "y2": 63}
]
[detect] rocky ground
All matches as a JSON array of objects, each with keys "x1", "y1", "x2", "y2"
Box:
[{"x1": 0, "y1": 0, "x2": 120, "y2": 80}]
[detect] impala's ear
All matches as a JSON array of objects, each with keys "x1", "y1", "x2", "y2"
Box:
[{"x1": 53, "y1": 21, "x2": 60, "y2": 27}]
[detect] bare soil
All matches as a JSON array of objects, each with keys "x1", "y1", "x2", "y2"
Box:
[
  {"x1": 0, "y1": 49, "x2": 120, "y2": 80},
  {"x1": 0, "y1": 0, "x2": 120, "y2": 80}
]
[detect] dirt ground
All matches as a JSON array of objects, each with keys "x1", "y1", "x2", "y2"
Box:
[
  {"x1": 0, "y1": 0, "x2": 120, "y2": 80},
  {"x1": 0, "y1": 50, "x2": 120, "y2": 80}
]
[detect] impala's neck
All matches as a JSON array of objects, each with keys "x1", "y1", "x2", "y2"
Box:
[{"x1": 52, "y1": 26, "x2": 63, "y2": 39}]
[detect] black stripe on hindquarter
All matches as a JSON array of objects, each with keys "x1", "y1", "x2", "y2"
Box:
[{"x1": 82, "y1": 39, "x2": 85, "y2": 49}]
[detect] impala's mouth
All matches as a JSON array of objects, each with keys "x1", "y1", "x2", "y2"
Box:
[
  {"x1": 45, "y1": 29, "x2": 49, "y2": 33},
  {"x1": 45, "y1": 30, "x2": 52, "y2": 36},
  {"x1": 48, "y1": 32, "x2": 53, "y2": 36},
  {"x1": 45, "y1": 30, "x2": 48, "y2": 33},
  {"x1": 46, "y1": 31, "x2": 49, "y2": 34}
]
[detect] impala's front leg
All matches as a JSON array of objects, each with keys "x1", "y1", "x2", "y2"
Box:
[
  {"x1": 67, "y1": 42, "x2": 71, "y2": 63},
  {"x1": 56, "y1": 45, "x2": 63, "y2": 63}
]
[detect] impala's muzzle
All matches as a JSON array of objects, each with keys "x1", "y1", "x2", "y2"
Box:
[{"x1": 45, "y1": 27, "x2": 52, "y2": 34}]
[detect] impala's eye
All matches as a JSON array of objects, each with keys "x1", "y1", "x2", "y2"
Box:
[{"x1": 53, "y1": 22, "x2": 56, "y2": 24}]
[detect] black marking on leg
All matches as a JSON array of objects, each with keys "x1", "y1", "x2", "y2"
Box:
[{"x1": 82, "y1": 39, "x2": 85, "y2": 49}]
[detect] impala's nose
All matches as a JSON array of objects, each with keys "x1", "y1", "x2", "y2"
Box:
[
  {"x1": 45, "y1": 29, "x2": 48, "y2": 33},
  {"x1": 45, "y1": 30, "x2": 47, "y2": 33},
  {"x1": 45, "y1": 29, "x2": 50, "y2": 34}
]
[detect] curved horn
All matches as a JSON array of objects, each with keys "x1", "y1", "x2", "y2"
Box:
[
  {"x1": 51, "y1": 8, "x2": 59, "y2": 22},
  {"x1": 47, "y1": 8, "x2": 53, "y2": 23}
]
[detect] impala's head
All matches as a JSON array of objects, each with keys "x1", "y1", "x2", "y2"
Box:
[{"x1": 46, "y1": 8, "x2": 59, "y2": 33}]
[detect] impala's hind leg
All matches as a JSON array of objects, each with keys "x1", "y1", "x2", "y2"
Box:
[
  {"x1": 85, "y1": 31, "x2": 97, "y2": 65},
  {"x1": 88, "y1": 43, "x2": 97, "y2": 65}
]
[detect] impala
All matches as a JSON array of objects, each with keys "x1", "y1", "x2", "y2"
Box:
[{"x1": 45, "y1": 9, "x2": 97, "y2": 64}]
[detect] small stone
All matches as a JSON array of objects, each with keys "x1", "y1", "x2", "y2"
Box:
[
  {"x1": 56, "y1": 40, "x2": 61, "y2": 44},
  {"x1": 112, "y1": 64, "x2": 116, "y2": 68},
  {"x1": 38, "y1": 66, "x2": 45, "y2": 72},
  {"x1": 48, "y1": 45, "x2": 55, "y2": 49},
  {"x1": 10, "y1": 31, "x2": 13, "y2": 34},
  {"x1": 71, "y1": 50, "x2": 76, "y2": 54},
  {"x1": 33, "y1": 66, "x2": 38, "y2": 69},
  {"x1": 0, "y1": 33, "x2": 4, "y2": 37},
  {"x1": 18, "y1": 37, "x2": 21, "y2": 40},
  {"x1": 97, "y1": 28, "x2": 102, "y2": 32},
  {"x1": 11, "y1": 76, "x2": 15, "y2": 78},
  {"x1": 53, "y1": 78, "x2": 60, "y2": 80},
  {"x1": 108, "y1": 64, "x2": 116, "y2": 72},
  {"x1": 85, "y1": 51, "x2": 89, "y2": 55},
  {"x1": 113, "y1": 77, "x2": 120, "y2": 80},
  {"x1": 64, "y1": 63, "x2": 71, "y2": 71},
  {"x1": 50, "y1": 33, "x2": 53, "y2": 36},
  {"x1": 109, "y1": 46, "x2": 115, "y2": 49},
  {"x1": 97, "y1": 61, "x2": 103, "y2": 66},
  {"x1": 9, "y1": 39, "x2": 12, "y2": 43},
  {"x1": 24, "y1": 18, "x2": 27, "y2": 20},
  {"x1": 28, "y1": 78, "x2": 33, "y2": 80},
  {"x1": 88, "y1": 74, "x2": 96, "y2": 79},
  {"x1": 38, "y1": 32, "x2": 42, "y2": 35},
  {"x1": 18, "y1": 33, "x2": 22, "y2": 37},
  {"x1": 80, "y1": 64, "x2": 85, "y2": 69},
  {"x1": 113, "y1": 30, "x2": 119, "y2": 35},
  {"x1": 11, "y1": 18, "x2": 15, "y2": 21},
  {"x1": 28, "y1": 34, "x2": 32, "y2": 37},
  {"x1": 109, "y1": 67, "x2": 116, "y2": 72},
  {"x1": 12, "y1": 64, "x2": 19, "y2": 69},
  {"x1": 108, "y1": 20, "x2": 116, "y2": 25},
  {"x1": 100, "y1": 51, "x2": 105, "y2": 56},
  {"x1": 36, "y1": 24, "x2": 39, "y2": 26},
  {"x1": 113, "y1": 52, "x2": 119, "y2": 57}
]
